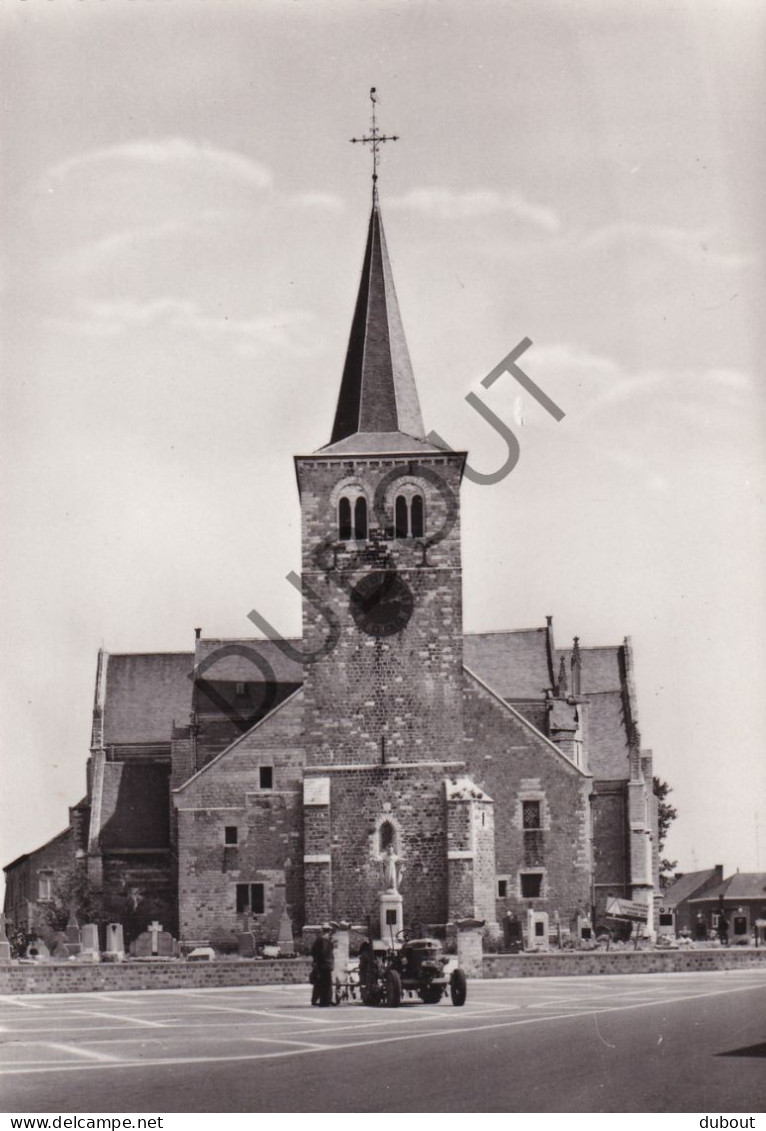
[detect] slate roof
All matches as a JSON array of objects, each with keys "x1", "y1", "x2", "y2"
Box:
[
  {"x1": 103, "y1": 653, "x2": 194, "y2": 745},
  {"x1": 463, "y1": 629, "x2": 553, "y2": 700},
  {"x1": 98, "y1": 762, "x2": 170, "y2": 850},
  {"x1": 194, "y1": 638, "x2": 303, "y2": 684},
  {"x1": 555, "y1": 645, "x2": 623, "y2": 694},
  {"x1": 318, "y1": 431, "x2": 447, "y2": 456},
  {"x1": 662, "y1": 868, "x2": 722, "y2": 907},
  {"x1": 325, "y1": 200, "x2": 431, "y2": 452},
  {"x1": 583, "y1": 691, "x2": 630, "y2": 779},
  {"x1": 688, "y1": 873, "x2": 766, "y2": 903}
]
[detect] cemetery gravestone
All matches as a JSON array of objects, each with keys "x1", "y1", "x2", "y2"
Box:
[
  {"x1": 106, "y1": 923, "x2": 125, "y2": 960},
  {"x1": 80, "y1": 924, "x2": 101, "y2": 962},
  {"x1": 237, "y1": 932, "x2": 257, "y2": 958}
]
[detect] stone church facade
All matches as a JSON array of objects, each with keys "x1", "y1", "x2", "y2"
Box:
[{"x1": 4, "y1": 195, "x2": 659, "y2": 947}]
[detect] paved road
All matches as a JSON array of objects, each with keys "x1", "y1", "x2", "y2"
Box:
[{"x1": 1, "y1": 970, "x2": 764, "y2": 1113}]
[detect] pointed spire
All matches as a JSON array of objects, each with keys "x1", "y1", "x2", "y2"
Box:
[
  {"x1": 571, "y1": 636, "x2": 582, "y2": 697},
  {"x1": 323, "y1": 199, "x2": 431, "y2": 453},
  {"x1": 557, "y1": 655, "x2": 568, "y2": 697}
]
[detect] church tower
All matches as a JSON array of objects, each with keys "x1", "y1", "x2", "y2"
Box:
[
  {"x1": 294, "y1": 105, "x2": 492, "y2": 929},
  {"x1": 295, "y1": 197, "x2": 466, "y2": 768}
]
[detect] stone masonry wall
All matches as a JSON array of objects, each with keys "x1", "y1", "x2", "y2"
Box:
[
  {"x1": 296, "y1": 454, "x2": 466, "y2": 768},
  {"x1": 304, "y1": 764, "x2": 461, "y2": 931},
  {"x1": 462, "y1": 671, "x2": 592, "y2": 924},
  {"x1": 173, "y1": 692, "x2": 305, "y2": 944},
  {"x1": 592, "y1": 780, "x2": 630, "y2": 917}
]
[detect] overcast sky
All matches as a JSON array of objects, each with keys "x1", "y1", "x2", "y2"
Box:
[{"x1": 2, "y1": 0, "x2": 764, "y2": 898}]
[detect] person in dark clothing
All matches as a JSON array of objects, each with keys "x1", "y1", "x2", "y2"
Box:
[{"x1": 310, "y1": 924, "x2": 334, "y2": 1006}]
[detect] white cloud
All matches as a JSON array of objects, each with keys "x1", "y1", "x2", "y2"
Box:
[
  {"x1": 580, "y1": 222, "x2": 757, "y2": 268},
  {"x1": 289, "y1": 191, "x2": 345, "y2": 212},
  {"x1": 46, "y1": 298, "x2": 320, "y2": 357},
  {"x1": 45, "y1": 138, "x2": 273, "y2": 189},
  {"x1": 387, "y1": 187, "x2": 560, "y2": 232}
]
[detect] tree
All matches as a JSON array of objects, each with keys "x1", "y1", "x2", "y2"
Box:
[
  {"x1": 653, "y1": 776, "x2": 679, "y2": 891},
  {"x1": 43, "y1": 867, "x2": 108, "y2": 934}
]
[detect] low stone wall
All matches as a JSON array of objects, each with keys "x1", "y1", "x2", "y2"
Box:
[
  {"x1": 2, "y1": 947, "x2": 764, "y2": 995},
  {"x1": 0, "y1": 958, "x2": 312, "y2": 996},
  {"x1": 483, "y1": 947, "x2": 766, "y2": 978}
]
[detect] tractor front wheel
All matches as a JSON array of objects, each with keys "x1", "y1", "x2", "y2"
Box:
[
  {"x1": 385, "y1": 968, "x2": 402, "y2": 1008},
  {"x1": 450, "y1": 968, "x2": 467, "y2": 1006}
]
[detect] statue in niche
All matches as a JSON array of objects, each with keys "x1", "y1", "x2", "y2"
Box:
[{"x1": 381, "y1": 844, "x2": 404, "y2": 892}]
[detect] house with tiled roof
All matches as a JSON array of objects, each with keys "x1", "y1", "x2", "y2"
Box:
[
  {"x1": 4, "y1": 183, "x2": 660, "y2": 948},
  {"x1": 658, "y1": 866, "x2": 724, "y2": 936},
  {"x1": 688, "y1": 872, "x2": 766, "y2": 944}
]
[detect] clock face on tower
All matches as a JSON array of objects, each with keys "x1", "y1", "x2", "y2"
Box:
[{"x1": 349, "y1": 571, "x2": 414, "y2": 637}]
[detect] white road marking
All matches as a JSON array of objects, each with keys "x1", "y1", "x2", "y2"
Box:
[
  {"x1": 2, "y1": 979, "x2": 763, "y2": 1077},
  {"x1": 43, "y1": 1042, "x2": 121, "y2": 1063},
  {"x1": 193, "y1": 1003, "x2": 338, "y2": 1025},
  {"x1": 85, "y1": 1010, "x2": 166, "y2": 1028}
]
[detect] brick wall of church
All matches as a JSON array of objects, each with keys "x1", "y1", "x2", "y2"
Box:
[
  {"x1": 304, "y1": 764, "x2": 456, "y2": 931},
  {"x1": 173, "y1": 693, "x2": 306, "y2": 944},
  {"x1": 462, "y1": 673, "x2": 592, "y2": 923},
  {"x1": 296, "y1": 453, "x2": 467, "y2": 767},
  {"x1": 591, "y1": 781, "x2": 630, "y2": 917}
]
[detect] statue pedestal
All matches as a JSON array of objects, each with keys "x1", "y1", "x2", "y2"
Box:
[{"x1": 379, "y1": 890, "x2": 403, "y2": 943}]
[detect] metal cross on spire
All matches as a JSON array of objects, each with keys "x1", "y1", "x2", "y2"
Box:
[{"x1": 350, "y1": 87, "x2": 399, "y2": 199}]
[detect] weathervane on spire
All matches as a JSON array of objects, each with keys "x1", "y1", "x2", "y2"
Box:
[{"x1": 350, "y1": 87, "x2": 399, "y2": 198}]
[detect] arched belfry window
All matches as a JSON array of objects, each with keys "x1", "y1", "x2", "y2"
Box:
[
  {"x1": 379, "y1": 819, "x2": 397, "y2": 854},
  {"x1": 395, "y1": 496, "x2": 408, "y2": 539},
  {"x1": 411, "y1": 495, "x2": 424, "y2": 538},
  {"x1": 338, "y1": 493, "x2": 368, "y2": 541},
  {"x1": 394, "y1": 493, "x2": 425, "y2": 539},
  {"x1": 338, "y1": 497, "x2": 352, "y2": 541},
  {"x1": 354, "y1": 497, "x2": 368, "y2": 541}
]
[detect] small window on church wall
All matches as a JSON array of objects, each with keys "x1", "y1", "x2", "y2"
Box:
[
  {"x1": 37, "y1": 872, "x2": 53, "y2": 901},
  {"x1": 497, "y1": 879, "x2": 508, "y2": 898},
  {"x1": 395, "y1": 496, "x2": 408, "y2": 538},
  {"x1": 259, "y1": 766, "x2": 273, "y2": 790},
  {"x1": 379, "y1": 820, "x2": 396, "y2": 854},
  {"x1": 225, "y1": 826, "x2": 238, "y2": 845},
  {"x1": 236, "y1": 883, "x2": 265, "y2": 915},
  {"x1": 522, "y1": 800, "x2": 542, "y2": 829},
  {"x1": 520, "y1": 872, "x2": 543, "y2": 898},
  {"x1": 354, "y1": 496, "x2": 368, "y2": 540},
  {"x1": 411, "y1": 495, "x2": 424, "y2": 538},
  {"x1": 338, "y1": 497, "x2": 352, "y2": 541}
]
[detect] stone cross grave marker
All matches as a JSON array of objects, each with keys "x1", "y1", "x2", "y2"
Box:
[{"x1": 148, "y1": 921, "x2": 162, "y2": 955}]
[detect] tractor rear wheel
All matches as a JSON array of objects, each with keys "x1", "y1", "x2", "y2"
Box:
[
  {"x1": 450, "y1": 968, "x2": 467, "y2": 1006},
  {"x1": 385, "y1": 968, "x2": 402, "y2": 1008}
]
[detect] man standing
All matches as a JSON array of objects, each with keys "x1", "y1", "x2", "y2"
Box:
[{"x1": 311, "y1": 924, "x2": 334, "y2": 1006}]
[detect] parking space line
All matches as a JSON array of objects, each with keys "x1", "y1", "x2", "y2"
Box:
[
  {"x1": 43, "y1": 1042, "x2": 122, "y2": 1064},
  {"x1": 85, "y1": 1010, "x2": 166, "y2": 1028}
]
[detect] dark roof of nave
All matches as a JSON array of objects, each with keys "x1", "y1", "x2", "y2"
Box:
[
  {"x1": 98, "y1": 762, "x2": 170, "y2": 850},
  {"x1": 463, "y1": 629, "x2": 553, "y2": 700},
  {"x1": 100, "y1": 632, "x2": 634, "y2": 779},
  {"x1": 555, "y1": 644, "x2": 623, "y2": 693},
  {"x1": 103, "y1": 652, "x2": 194, "y2": 745},
  {"x1": 194, "y1": 638, "x2": 304, "y2": 684},
  {"x1": 324, "y1": 200, "x2": 438, "y2": 455}
]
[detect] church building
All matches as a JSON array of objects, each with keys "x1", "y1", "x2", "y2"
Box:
[{"x1": 4, "y1": 177, "x2": 660, "y2": 949}]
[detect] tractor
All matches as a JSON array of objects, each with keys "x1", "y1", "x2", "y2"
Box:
[{"x1": 348, "y1": 931, "x2": 467, "y2": 1007}]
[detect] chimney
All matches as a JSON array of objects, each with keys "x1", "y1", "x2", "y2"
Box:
[{"x1": 195, "y1": 627, "x2": 202, "y2": 641}]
